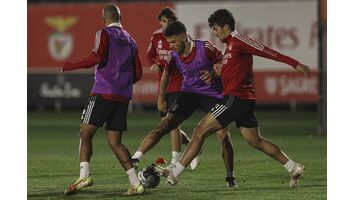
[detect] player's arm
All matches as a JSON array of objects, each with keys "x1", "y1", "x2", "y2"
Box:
[
  {"x1": 132, "y1": 50, "x2": 143, "y2": 84},
  {"x1": 157, "y1": 55, "x2": 174, "y2": 113},
  {"x1": 146, "y1": 35, "x2": 162, "y2": 72},
  {"x1": 200, "y1": 41, "x2": 222, "y2": 84},
  {"x1": 239, "y1": 36, "x2": 310, "y2": 78},
  {"x1": 62, "y1": 29, "x2": 109, "y2": 72}
]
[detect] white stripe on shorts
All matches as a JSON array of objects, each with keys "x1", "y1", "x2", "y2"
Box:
[
  {"x1": 211, "y1": 95, "x2": 234, "y2": 118},
  {"x1": 83, "y1": 96, "x2": 96, "y2": 124}
]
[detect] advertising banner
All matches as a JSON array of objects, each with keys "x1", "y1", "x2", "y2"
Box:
[
  {"x1": 254, "y1": 71, "x2": 318, "y2": 102},
  {"x1": 28, "y1": 73, "x2": 94, "y2": 109},
  {"x1": 28, "y1": 2, "x2": 174, "y2": 68},
  {"x1": 175, "y1": 1, "x2": 318, "y2": 71},
  {"x1": 28, "y1": 1, "x2": 319, "y2": 105}
]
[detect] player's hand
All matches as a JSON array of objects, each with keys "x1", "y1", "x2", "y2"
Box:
[
  {"x1": 61, "y1": 62, "x2": 69, "y2": 73},
  {"x1": 213, "y1": 63, "x2": 222, "y2": 76},
  {"x1": 157, "y1": 99, "x2": 167, "y2": 113},
  {"x1": 62, "y1": 62, "x2": 74, "y2": 73},
  {"x1": 200, "y1": 70, "x2": 213, "y2": 84},
  {"x1": 150, "y1": 64, "x2": 161, "y2": 72},
  {"x1": 296, "y1": 63, "x2": 310, "y2": 78}
]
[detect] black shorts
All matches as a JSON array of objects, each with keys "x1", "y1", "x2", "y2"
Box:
[
  {"x1": 159, "y1": 92, "x2": 180, "y2": 117},
  {"x1": 80, "y1": 95, "x2": 128, "y2": 132},
  {"x1": 168, "y1": 92, "x2": 222, "y2": 119},
  {"x1": 210, "y1": 95, "x2": 259, "y2": 128}
]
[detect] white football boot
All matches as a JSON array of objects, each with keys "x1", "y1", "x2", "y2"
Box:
[{"x1": 289, "y1": 163, "x2": 305, "y2": 187}]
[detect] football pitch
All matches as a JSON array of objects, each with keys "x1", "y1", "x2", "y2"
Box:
[{"x1": 28, "y1": 110, "x2": 326, "y2": 200}]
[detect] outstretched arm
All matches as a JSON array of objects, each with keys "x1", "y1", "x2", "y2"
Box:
[
  {"x1": 62, "y1": 29, "x2": 109, "y2": 72},
  {"x1": 239, "y1": 37, "x2": 311, "y2": 78}
]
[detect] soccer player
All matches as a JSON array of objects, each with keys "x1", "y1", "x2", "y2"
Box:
[
  {"x1": 61, "y1": 5, "x2": 144, "y2": 196},
  {"x1": 132, "y1": 20, "x2": 238, "y2": 187},
  {"x1": 163, "y1": 9, "x2": 310, "y2": 188},
  {"x1": 144, "y1": 7, "x2": 201, "y2": 170}
]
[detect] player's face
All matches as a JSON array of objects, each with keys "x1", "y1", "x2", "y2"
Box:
[
  {"x1": 211, "y1": 24, "x2": 229, "y2": 40},
  {"x1": 160, "y1": 16, "x2": 171, "y2": 31},
  {"x1": 167, "y1": 34, "x2": 186, "y2": 53}
]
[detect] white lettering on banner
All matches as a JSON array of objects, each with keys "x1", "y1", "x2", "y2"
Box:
[
  {"x1": 264, "y1": 77, "x2": 278, "y2": 95},
  {"x1": 264, "y1": 76, "x2": 318, "y2": 96},
  {"x1": 40, "y1": 82, "x2": 81, "y2": 98},
  {"x1": 279, "y1": 76, "x2": 317, "y2": 96},
  {"x1": 176, "y1": 1, "x2": 318, "y2": 69},
  {"x1": 235, "y1": 23, "x2": 299, "y2": 50}
]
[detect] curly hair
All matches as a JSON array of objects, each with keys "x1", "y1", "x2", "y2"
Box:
[
  {"x1": 157, "y1": 7, "x2": 178, "y2": 22},
  {"x1": 208, "y1": 9, "x2": 235, "y2": 31}
]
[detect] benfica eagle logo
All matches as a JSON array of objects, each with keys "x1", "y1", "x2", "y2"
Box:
[{"x1": 45, "y1": 16, "x2": 78, "y2": 61}]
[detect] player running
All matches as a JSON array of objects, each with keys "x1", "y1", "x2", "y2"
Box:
[
  {"x1": 143, "y1": 7, "x2": 201, "y2": 170},
  {"x1": 61, "y1": 5, "x2": 144, "y2": 196},
  {"x1": 132, "y1": 20, "x2": 238, "y2": 187},
  {"x1": 163, "y1": 9, "x2": 308, "y2": 188}
]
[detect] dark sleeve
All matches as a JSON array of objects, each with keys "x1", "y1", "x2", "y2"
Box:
[
  {"x1": 239, "y1": 35, "x2": 299, "y2": 68},
  {"x1": 62, "y1": 29, "x2": 109, "y2": 71}
]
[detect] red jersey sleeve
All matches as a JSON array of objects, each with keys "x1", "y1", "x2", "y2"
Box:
[
  {"x1": 204, "y1": 41, "x2": 223, "y2": 63},
  {"x1": 238, "y1": 34, "x2": 299, "y2": 68},
  {"x1": 62, "y1": 29, "x2": 109, "y2": 71},
  {"x1": 133, "y1": 50, "x2": 143, "y2": 83}
]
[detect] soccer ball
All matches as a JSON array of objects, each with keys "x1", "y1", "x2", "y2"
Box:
[{"x1": 137, "y1": 164, "x2": 161, "y2": 188}]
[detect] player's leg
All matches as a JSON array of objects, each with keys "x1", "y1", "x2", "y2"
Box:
[
  {"x1": 64, "y1": 95, "x2": 107, "y2": 195},
  {"x1": 180, "y1": 129, "x2": 191, "y2": 145},
  {"x1": 240, "y1": 126, "x2": 304, "y2": 187},
  {"x1": 164, "y1": 113, "x2": 223, "y2": 185},
  {"x1": 216, "y1": 127, "x2": 237, "y2": 188},
  {"x1": 132, "y1": 92, "x2": 195, "y2": 163},
  {"x1": 164, "y1": 95, "x2": 237, "y2": 186},
  {"x1": 240, "y1": 126, "x2": 289, "y2": 164},
  {"x1": 106, "y1": 131, "x2": 144, "y2": 195},
  {"x1": 198, "y1": 95, "x2": 235, "y2": 176},
  {"x1": 165, "y1": 93, "x2": 186, "y2": 165},
  {"x1": 78, "y1": 123, "x2": 98, "y2": 177},
  {"x1": 132, "y1": 113, "x2": 185, "y2": 161},
  {"x1": 169, "y1": 126, "x2": 182, "y2": 165},
  {"x1": 105, "y1": 101, "x2": 144, "y2": 195}
]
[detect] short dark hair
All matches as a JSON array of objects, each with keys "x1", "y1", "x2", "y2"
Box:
[
  {"x1": 103, "y1": 5, "x2": 121, "y2": 22},
  {"x1": 164, "y1": 21, "x2": 187, "y2": 37},
  {"x1": 157, "y1": 7, "x2": 178, "y2": 22},
  {"x1": 208, "y1": 9, "x2": 235, "y2": 31}
]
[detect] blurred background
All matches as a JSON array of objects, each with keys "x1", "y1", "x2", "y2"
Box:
[
  {"x1": 27, "y1": 1, "x2": 327, "y2": 199},
  {"x1": 27, "y1": 0, "x2": 327, "y2": 135}
]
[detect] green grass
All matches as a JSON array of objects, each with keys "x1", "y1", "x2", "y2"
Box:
[{"x1": 28, "y1": 110, "x2": 326, "y2": 200}]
